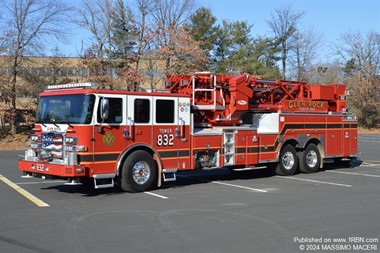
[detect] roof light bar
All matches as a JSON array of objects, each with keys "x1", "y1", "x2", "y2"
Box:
[{"x1": 47, "y1": 82, "x2": 94, "y2": 90}]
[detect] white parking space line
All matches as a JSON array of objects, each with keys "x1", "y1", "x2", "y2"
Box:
[
  {"x1": 327, "y1": 170, "x2": 380, "y2": 178},
  {"x1": 276, "y1": 176, "x2": 352, "y2": 188},
  {"x1": 212, "y1": 181, "x2": 268, "y2": 192},
  {"x1": 360, "y1": 162, "x2": 380, "y2": 167},
  {"x1": 144, "y1": 191, "x2": 169, "y2": 199},
  {"x1": 362, "y1": 160, "x2": 380, "y2": 163},
  {"x1": 0, "y1": 174, "x2": 50, "y2": 207},
  {"x1": 360, "y1": 139, "x2": 380, "y2": 144}
]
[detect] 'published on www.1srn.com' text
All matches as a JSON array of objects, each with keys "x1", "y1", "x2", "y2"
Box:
[{"x1": 294, "y1": 236, "x2": 378, "y2": 251}]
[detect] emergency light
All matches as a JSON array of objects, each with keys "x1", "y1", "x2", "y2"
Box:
[{"x1": 47, "y1": 82, "x2": 94, "y2": 89}]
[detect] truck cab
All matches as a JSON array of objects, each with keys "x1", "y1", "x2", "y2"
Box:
[{"x1": 19, "y1": 83, "x2": 191, "y2": 192}]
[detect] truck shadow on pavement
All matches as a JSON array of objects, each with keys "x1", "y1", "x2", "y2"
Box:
[
  {"x1": 163, "y1": 158, "x2": 363, "y2": 190},
  {"x1": 41, "y1": 182, "x2": 125, "y2": 197},
  {"x1": 41, "y1": 158, "x2": 363, "y2": 196}
]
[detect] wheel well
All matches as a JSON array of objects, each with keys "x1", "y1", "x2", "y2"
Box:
[
  {"x1": 277, "y1": 139, "x2": 299, "y2": 159},
  {"x1": 282, "y1": 139, "x2": 299, "y2": 150},
  {"x1": 117, "y1": 145, "x2": 160, "y2": 176}
]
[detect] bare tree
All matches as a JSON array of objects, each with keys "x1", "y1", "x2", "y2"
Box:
[
  {"x1": 289, "y1": 27, "x2": 322, "y2": 81},
  {"x1": 148, "y1": 0, "x2": 195, "y2": 30},
  {"x1": 0, "y1": 0, "x2": 71, "y2": 134},
  {"x1": 156, "y1": 25, "x2": 207, "y2": 75},
  {"x1": 266, "y1": 4, "x2": 304, "y2": 80},
  {"x1": 347, "y1": 70, "x2": 379, "y2": 129},
  {"x1": 307, "y1": 62, "x2": 343, "y2": 84},
  {"x1": 335, "y1": 31, "x2": 380, "y2": 129},
  {"x1": 76, "y1": 0, "x2": 114, "y2": 60},
  {"x1": 76, "y1": 0, "x2": 141, "y2": 89},
  {"x1": 135, "y1": 0, "x2": 152, "y2": 71},
  {"x1": 147, "y1": 0, "x2": 195, "y2": 70},
  {"x1": 336, "y1": 31, "x2": 380, "y2": 77}
]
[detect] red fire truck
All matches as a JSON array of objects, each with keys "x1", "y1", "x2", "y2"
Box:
[{"x1": 18, "y1": 72, "x2": 357, "y2": 192}]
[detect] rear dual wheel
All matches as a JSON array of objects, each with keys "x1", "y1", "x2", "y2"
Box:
[
  {"x1": 276, "y1": 145, "x2": 298, "y2": 176},
  {"x1": 299, "y1": 143, "x2": 321, "y2": 174},
  {"x1": 275, "y1": 143, "x2": 321, "y2": 176}
]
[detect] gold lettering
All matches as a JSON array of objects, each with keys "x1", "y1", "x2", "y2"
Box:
[{"x1": 288, "y1": 100, "x2": 326, "y2": 111}]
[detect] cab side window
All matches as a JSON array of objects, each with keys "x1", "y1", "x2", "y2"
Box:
[
  {"x1": 156, "y1": 99, "x2": 174, "y2": 123},
  {"x1": 134, "y1": 99, "x2": 150, "y2": 123},
  {"x1": 97, "y1": 97, "x2": 123, "y2": 123}
]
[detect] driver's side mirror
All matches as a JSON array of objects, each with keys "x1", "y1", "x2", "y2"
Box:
[{"x1": 100, "y1": 98, "x2": 109, "y2": 121}]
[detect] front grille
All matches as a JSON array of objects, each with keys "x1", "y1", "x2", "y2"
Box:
[{"x1": 41, "y1": 132, "x2": 64, "y2": 159}]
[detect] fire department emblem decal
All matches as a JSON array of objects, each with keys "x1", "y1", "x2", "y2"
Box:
[{"x1": 103, "y1": 132, "x2": 115, "y2": 146}]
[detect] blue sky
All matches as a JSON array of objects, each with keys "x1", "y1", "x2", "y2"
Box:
[
  {"x1": 57, "y1": 0, "x2": 379, "y2": 61},
  {"x1": 200, "y1": 0, "x2": 380, "y2": 60},
  {"x1": 202, "y1": 0, "x2": 379, "y2": 34}
]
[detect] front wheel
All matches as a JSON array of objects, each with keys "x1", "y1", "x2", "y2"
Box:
[
  {"x1": 299, "y1": 143, "x2": 321, "y2": 173},
  {"x1": 120, "y1": 150, "x2": 157, "y2": 192},
  {"x1": 276, "y1": 145, "x2": 298, "y2": 176}
]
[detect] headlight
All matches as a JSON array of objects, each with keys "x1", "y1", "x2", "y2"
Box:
[
  {"x1": 75, "y1": 146, "x2": 87, "y2": 152},
  {"x1": 65, "y1": 145, "x2": 87, "y2": 152},
  {"x1": 31, "y1": 135, "x2": 40, "y2": 142},
  {"x1": 65, "y1": 136, "x2": 77, "y2": 144},
  {"x1": 65, "y1": 145, "x2": 75, "y2": 151}
]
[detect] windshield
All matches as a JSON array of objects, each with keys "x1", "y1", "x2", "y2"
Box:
[{"x1": 36, "y1": 94, "x2": 95, "y2": 124}]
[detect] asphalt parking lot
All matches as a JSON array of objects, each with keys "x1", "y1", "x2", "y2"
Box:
[{"x1": 0, "y1": 134, "x2": 379, "y2": 253}]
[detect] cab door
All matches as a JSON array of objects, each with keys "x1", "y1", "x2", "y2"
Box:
[
  {"x1": 152, "y1": 96, "x2": 191, "y2": 171},
  {"x1": 127, "y1": 95, "x2": 153, "y2": 146},
  {"x1": 93, "y1": 95, "x2": 126, "y2": 175}
]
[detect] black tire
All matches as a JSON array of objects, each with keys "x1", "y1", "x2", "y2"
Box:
[
  {"x1": 299, "y1": 143, "x2": 321, "y2": 173},
  {"x1": 276, "y1": 145, "x2": 298, "y2": 176},
  {"x1": 120, "y1": 150, "x2": 157, "y2": 192}
]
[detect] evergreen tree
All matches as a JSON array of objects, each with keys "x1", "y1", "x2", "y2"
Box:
[
  {"x1": 212, "y1": 20, "x2": 233, "y2": 73},
  {"x1": 251, "y1": 37, "x2": 281, "y2": 79},
  {"x1": 188, "y1": 7, "x2": 218, "y2": 66},
  {"x1": 343, "y1": 58, "x2": 357, "y2": 78},
  {"x1": 228, "y1": 21, "x2": 255, "y2": 74},
  {"x1": 110, "y1": 0, "x2": 136, "y2": 60}
]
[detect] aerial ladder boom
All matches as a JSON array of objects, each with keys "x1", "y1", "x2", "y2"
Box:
[{"x1": 165, "y1": 72, "x2": 348, "y2": 126}]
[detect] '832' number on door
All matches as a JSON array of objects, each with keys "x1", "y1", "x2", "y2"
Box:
[{"x1": 157, "y1": 134, "x2": 174, "y2": 146}]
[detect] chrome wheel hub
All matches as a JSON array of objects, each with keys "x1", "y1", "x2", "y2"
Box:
[
  {"x1": 282, "y1": 151, "x2": 295, "y2": 170},
  {"x1": 306, "y1": 150, "x2": 318, "y2": 168},
  {"x1": 132, "y1": 161, "x2": 150, "y2": 185}
]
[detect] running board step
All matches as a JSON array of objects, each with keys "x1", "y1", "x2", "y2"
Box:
[
  {"x1": 94, "y1": 178, "x2": 114, "y2": 189},
  {"x1": 93, "y1": 173, "x2": 115, "y2": 189},
  {"x1": 163, "y1": 169, "x2": 177, "y2": 182}
]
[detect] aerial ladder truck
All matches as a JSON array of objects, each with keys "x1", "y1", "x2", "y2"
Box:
[{"x1": 19, "y1": 72, "x2": 357, "y2": 192}]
